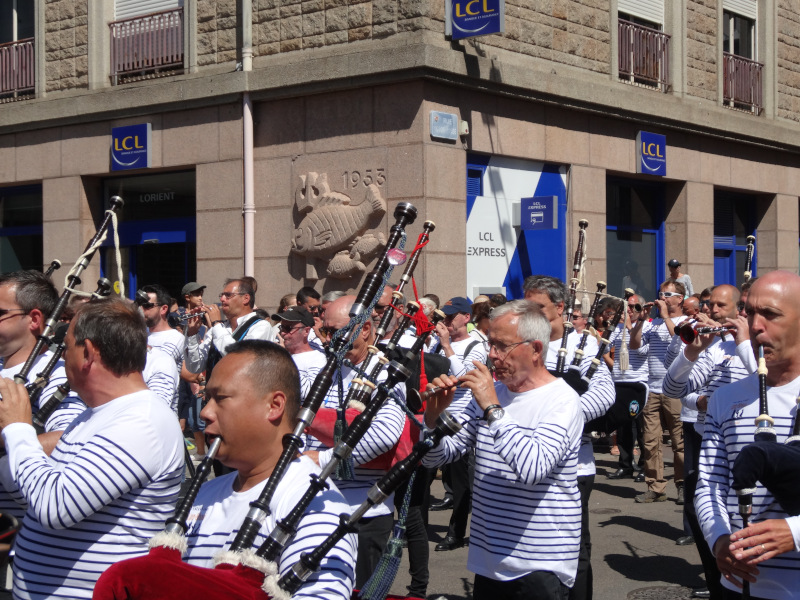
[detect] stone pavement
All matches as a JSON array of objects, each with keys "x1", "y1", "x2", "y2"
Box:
[{"x1": 390, "y1": 443, "x2": 707, "y2": 600}]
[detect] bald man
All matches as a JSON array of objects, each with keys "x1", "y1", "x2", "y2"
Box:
[
  {"x1": 683, "y1": 297, "x2": 701, "y2": 319},
  {"x1": 664, "y1": 284, "x2": 756, "y2": 598},
  {"x1": 695, "y1": 272, "x2": 800, "y2": 599}
]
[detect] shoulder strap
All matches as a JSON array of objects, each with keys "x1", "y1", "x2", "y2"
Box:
[
  {"x1": 462, "y1": 339, "x2": 480, "y2": 360},
  {"x1": 233, "y1": 316, "x2": 262, "y2": 342}
]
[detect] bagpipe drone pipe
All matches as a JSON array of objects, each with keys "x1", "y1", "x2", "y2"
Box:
[{"x1": 94, "y1": 203, "x2": 445, "y2": 600}]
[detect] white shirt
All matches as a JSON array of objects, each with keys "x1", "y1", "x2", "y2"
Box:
[
  {"x1": 185, "y1": 312, "x2": 277, "y2": 373},
  {"x1": 1, "y1": 389, "x2": 184, "y2": 600},
  {"x1": 423, "y1": 378, "x2": 582, "y2": 585},
  {"x1": 143, "y1": 346, "x2": 180, "y2": 413},
  {"x1": 147, "y1": 328, "x2": 186, "y2": 369},
  {"x1": 185, "y1": 456, "x2": 356, "y2": 600},
  {"x1": 291, "y1": 348, "x2": 327, "y2": 399}
]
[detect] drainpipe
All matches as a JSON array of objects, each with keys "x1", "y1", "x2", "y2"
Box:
[{"x1": 242, "y1": 0, "x2": 255, "y2": 276}]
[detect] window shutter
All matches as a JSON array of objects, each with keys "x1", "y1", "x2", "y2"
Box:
[
  {"x1": 618, "y1": 0, "x2": 663, "y2": 25},
  {"x1": 723, "y1": 0, "x2": 758, "y2": 20},
  {"x1": 714, "y1": 199, "x2": 735, "y2": 246},
  {"x1": 115, "y1": 0, "x2": 182, "y2": 20}
]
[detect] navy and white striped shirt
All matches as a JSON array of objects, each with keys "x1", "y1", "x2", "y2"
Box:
[
  {"x1": 437, "y1": 336, "x2": 488, "y2": 415},
  {"x1": 0, "y1": 389, "x2": 184, "y2": 599},
  {"x1": 143, "y1": 346, "x2": 180, "y2": 413},
  {"x1": 292, "y1": 348, "x2": 327, "y2": 399},
  {"x1": 696, "y1": 374, "x2": 800, "y2": 599},
  {"x1": 423, "y1": 379, "x2": 582, "y2": 585},
  {"x1": 185, "y1": 456, "x2": 356, "y2": 600},
  {"x1": 639, "y1": 316, "x2": 687, "y2": 393},
  {"x1": 663, "y1": 339, "x2": 756, "y2": 434},
  {"x1": 609, "y1": 323, "x2": 649, "y2": 383},
  {"x1": 307, "y1": 356, "x2": 406, "y2": 518}
]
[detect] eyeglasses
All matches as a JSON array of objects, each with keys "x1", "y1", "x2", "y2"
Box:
[
  {"x1": 373, "y1": 304, "x2": 388, "y2": 313},
  {"x1": 699, "y1": 300, "x2": 710, "y2": 307},
  {"x1": 140, "y1": 302, "x2": 156, "y2": 309},
  {"x1": 319, "y1": 326, "x2": 340, "y2": 338},
  {"x1": 219, "y1": 292, "x2": 245, "y2": 300},
  {"x1": 0, "y1": 308, "x2": 27, "y2": 319},
  {"x1": 659, "y1": 292, "x2": 682, "y2": 298},
  {"x1": 488, "y1": 339, "x2": 531, "y2": 359},
  {"x1": 279, "y1": 323, "x2": 304, "y2": 334},
  {"x1": 737, "y1": 301, "x2": 746, "y2": 312}
]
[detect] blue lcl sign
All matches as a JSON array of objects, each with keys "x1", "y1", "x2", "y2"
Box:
[
  {"x1": 446, "y1": 0, "x2": 505, "y2": 40},
  {"x1": 111, "y1": 124, "x2": 151, "y2": 171},
  {"x1": 636, "y1": 131, "x2": 667, "y2": 176}
]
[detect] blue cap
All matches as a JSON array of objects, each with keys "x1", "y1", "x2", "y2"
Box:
[{"x1": 442, "y1": 297, "x2": 473, "y2": 315}]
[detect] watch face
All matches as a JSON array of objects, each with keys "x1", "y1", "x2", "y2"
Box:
[{"x1": 488, "y1": 407, "x2": 505, "y2": 423}]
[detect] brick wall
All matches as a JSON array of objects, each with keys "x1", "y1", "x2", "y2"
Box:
[
  {"x1": 686, "y1": 0, "x2": 717, "y2": 101},
  {"x1": 777, "y1": 0, "x2": 800, "y2": 122},
  {"x1": 198, "y1": 0, "x2": 239, "y2": 66},
  {"x1": 44, "y1": 0, "x2": 89, "y2": 92}
]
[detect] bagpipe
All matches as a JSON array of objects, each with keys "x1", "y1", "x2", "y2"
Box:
[
  {"x1": 564, "y1": 219, "x2": 589, "y2": 324},
  {"x1": 95, "y1": 202, "x2": 450, "y2": 600}
]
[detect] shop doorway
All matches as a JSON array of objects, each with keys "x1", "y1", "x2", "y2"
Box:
[{"x1": 101, "y1": 171, "x2": 196, "y2": 300}]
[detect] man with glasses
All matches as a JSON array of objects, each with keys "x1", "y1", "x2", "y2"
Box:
[
  {"x1": 185, "y1": 278, "x2": 276, "y2": 378},
  {"x1": 630, "y1": 280, "x2": 688, "y2": 504},
  {"x1": 523, "y1": 275, "x2": 615, "y2": 600},
  {"x1": 423, "y1": 300, "x2": 582, "y2": 600},
  {"x1": 273, "y1": 306, "x2": 325, "y2": 397},
  {"x1": 297, "y1": 286, "x2": 325, "y2": 350},
  {"x1": 0, "y1": 270, "x2": 85, "y2": 523}
]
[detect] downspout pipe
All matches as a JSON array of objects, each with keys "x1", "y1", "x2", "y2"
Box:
[{"x1": 242, "y1": 0, "x2": 255, "y2": 276}]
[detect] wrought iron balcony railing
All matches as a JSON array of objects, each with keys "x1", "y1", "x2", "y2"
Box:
[
  {"x1": 618, "y1": 19, "x2": 670, "y2": 92},
  {"x1": 110, "y1": 8, "x2": 184, "y2": 84}
]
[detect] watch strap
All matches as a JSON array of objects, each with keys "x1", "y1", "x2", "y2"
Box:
[{"x1": 483, "y1": 404, "x2": 502, "y2": 420}]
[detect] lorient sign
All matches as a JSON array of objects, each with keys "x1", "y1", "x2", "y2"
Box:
[
  {"x1": 636, "y1": 131, "x2": 667, "y2": 176},
  {"x1": 446, "y1": 0, "x2": 505, "y2": 40},
  {"x1": 111, "y1": 124, "x2": 152, "y2": 171}
]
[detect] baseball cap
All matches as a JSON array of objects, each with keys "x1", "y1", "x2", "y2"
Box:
[
  {"x1": 272, "y1": 306, "x2": 314, "y2": 327},
  {"x1": 182, "y1": 282, "x2": 206, "y2": 296},
  {"x1": 442, "y1": 296, "x2": 473, "y2": 315},
  {"x1": 667, "y1": 259, "x2": 681, "y2": 268}
]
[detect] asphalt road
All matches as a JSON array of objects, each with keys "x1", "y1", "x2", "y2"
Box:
[{"x1": 390, "y1": 442, "x2": 706, "y2": 600}]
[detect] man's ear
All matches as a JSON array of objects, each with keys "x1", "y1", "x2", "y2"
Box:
[
  {"x1": 266, "y1": 391, "x2": 287, "y2": 422},
  {"x1": 82, "y1": 339, "x2": 98, "y2": 370},
  {"x1": 361, "y1": 319, "x2": 372, "y2": 340},
  {"x1": 555, "y1": 301, "x2": 564, "y2": 317},
  {"x1": 27, "y1": 308, "x2": 45, "y2": 333}
]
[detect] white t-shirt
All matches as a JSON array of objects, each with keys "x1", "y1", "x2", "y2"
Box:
[
  {"x1": 291, "y1": 348, "x2": 327, "y2": 398},
  {"x1": 148, "y1": 328, "x2": 186, "y2": 368},
  {"x1": 143, "y1": 346, "x2": 180, "y2": 413}
]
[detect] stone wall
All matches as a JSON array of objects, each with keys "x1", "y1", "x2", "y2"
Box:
[
  {"x1": 44, "y1": 0, "x2": 89, "y2": 92},
  {"x1": 685, "y1": 0, "x2": 717, "y2": 101},
  {"x1": 777, "y1": 0, "x2": 800, "y2": 122},
  {"x1": 197, "y1": 0, "x2": 239, "y2": 66}
]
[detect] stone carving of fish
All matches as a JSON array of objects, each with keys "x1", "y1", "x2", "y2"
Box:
[{"x1": 291, "y1": 184, "x2": 386, "y2": 258}]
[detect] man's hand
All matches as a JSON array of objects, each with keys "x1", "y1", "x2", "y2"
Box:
[
  {"x1": 730, "y1": 519, "x2": 796, "y2": 565},
  {"x1": 727, "y1": 314, "x2": 750, "y2": 346},
  {"x1": 459, "y1": 362, "x2": 499, "y2": 411},
  {"x1": 655, "y1": 299, "x2": 668, "y2": 319},
  {"x1": 684, "y1": 315, "x2": 720, "y2": 361},
  {"x1": 713, "y1": 534, "x2": 759, "y2": 589},
  {"x1": 435, "y1": 322, "x2": 451, "y2": 350},
  {"x1": 424, "y1": 373, "x2": 458, "y2": 428},
  {"x1": 206, "y1": 304, "x2": 222, "y2": 324},
  {"x1": 0, "y1": 378, "x2": 34, "y2": 430},
  {"x1": 696, "y1": 395, "x2": 708, "y2": 412}
]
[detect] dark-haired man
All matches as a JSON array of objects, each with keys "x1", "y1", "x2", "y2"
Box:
[
  {"x1": 185, "y1": 278, "x2": 277, "y2": 377},
  {"x1": 0, "y1": 270, "x2": 87, "y2": 529},
  {"x1": 182, "y1": 341, "x2": 356, "y2": 599},
  {"x1": 273, "y1": 306, "x2": 325, "y2": 397},
  {"x1": 0, "y1": 299, "x2": 184, "y2": 599},
  {"x1": 141, "y1": 283, "x2": 185, "y2": 369},
  {"x1": 297, "y1": 286, "x2": 325, "y2": 350}
]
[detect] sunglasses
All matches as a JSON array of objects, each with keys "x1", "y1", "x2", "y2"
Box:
[
  {"x1": 279, "y1": 323, "x2": 303, "y2": 334},
  {"x1": 319, "y1": 326, "x2": 340, "y2": 338},
  {"x1": 658, "y1": 292, "x2": 682, "y2": 298},
  {"x1": 0, "y1": 308, "x2": 27, "y2": 318},
  {"x1": 140, "y1": 302, "x2": 156, "y2": 309}
]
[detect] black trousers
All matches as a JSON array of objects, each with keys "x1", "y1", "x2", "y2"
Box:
[
  {"x1": 617, "y1": 415, "x2": 645, "y2": 471},
  {"x1": 394, "y1": 465, "x2": 432, "y2": 597},
  {"x1": 684, "y1": 423, "x2": 724, "y2": 599},
  {"x1": 445, "y1": 452, "x2": 474, "y2": 540},
  {"x1": 474, "y1": 571, "x2": 569, "y2": 600},
  {"x1": 569, "y1": 474, "x2": 594, "y2": 600},
  {"x1": 355, "y1": 513, "x2": 393, "y2": 589}
]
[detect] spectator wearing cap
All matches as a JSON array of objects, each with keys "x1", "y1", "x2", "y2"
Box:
[
  {"x1": 430, "y1": 296, "x2": 489, "y2": 552},
  {"x1": 668, "y1": 259, "x2": 693, "y2": 296},
  {"x1": 182, "y1": 282, "x2": 211, "y2": 331},
  {"x1": 273, "y1": 306, "x2": 326, "y2": 398}
]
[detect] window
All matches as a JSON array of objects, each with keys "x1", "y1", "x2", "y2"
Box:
[
  {"x1": 714, "y1": 191, "x2": 756, "y2": 287},
  {"x1": 724, "y1": 11, "x2": 755, "y2": 59},
  {"x1": 618, "y1": 11, "x2": 671, "y2": 92},
  {"x1": 722, "y1": 6, "x2": 762, "y2": 113},
  {"x1": 0, "y1": 0, "x2": 35, "y2": 99},
  {"x1": 0, "y1": 185, "x2": 43, "y2": 272},
  {"x1": 606, "y1": 179, "x2": 665, "y2": 302}
]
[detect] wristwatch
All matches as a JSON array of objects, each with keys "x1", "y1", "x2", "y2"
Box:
[{"x1": 483, "y1": 404, "x2": 505, "y2": 425}]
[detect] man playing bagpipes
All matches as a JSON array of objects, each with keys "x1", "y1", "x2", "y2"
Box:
[
  {"x1": 182, "y1": 340, "x2": 356, "y2": 598},
  {"x1": 695, "y1": 271, "x2": 800, "y2": 600},
  {"x1": 0, "y1": 299, "x2": 185, "y2": 599},
  {"x1": 422, "y1": 300, "x2": 583, "y2": 600},
  {"x1": 303, "y1": 294, "x2": 406, "y2": 588}
]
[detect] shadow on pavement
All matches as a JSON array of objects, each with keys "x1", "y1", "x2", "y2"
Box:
[
  {"x1": 598, "y1": 514, "x2": 685, "y2": 541},
  {"x1": 605, "y1": 548, "x2": 704, "y2": 589},
  {"x1": 592, "y1": 480, "x2": 641, "y2": 500}
]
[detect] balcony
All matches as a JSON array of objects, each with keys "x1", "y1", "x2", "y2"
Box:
[
  {"x1": 110, "y1": 8, "x2": 184, "y2": 84},
  {"x1": 618, "y1": 19, "x2": 670, "y2": 93},
  {"x1": 723, "y1": 52, "x2": 763, "y2": 114},
  {"x1": 0, "y1": 38, "x2": 35, "y2": 101}
]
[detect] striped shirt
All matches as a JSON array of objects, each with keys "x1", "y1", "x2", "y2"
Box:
[
  {"x1": 438, "y1": 336, "x2": 488, "y2": 416},
  {"x1": 639, "y1": 316, "x2": 687, "y2": 393},
  {"x1": 422, "y1": 379, "x2": 582, "y2": 585},
  {"x1": 185, "y1": 456, "x2": 356, "y2": 600},
  {"x1": 143, "y1": 346, "x2": 180, "y2": 413},
  {"x1": 148, "y1": 328, "x2": 186, "y2": 369},
  {"x1": 0, "y1": 390, "x2": 184, "y2": 600},
  {"x1": 307, "y1": 355, "x2": 406, "y2": 518},
  {"x1": 663, "y1": 334, "x2": 699, "y2": 423},
  {"x1": 291, "y1": 348, "x2": 328, "y2": 399},
  {"x1": 696, "y1": 374, "x2": 800, "y2": 599},
  {"x1": 663, "y1": 339, "x2": 756, "y2": 434},
  {"x1": 0, "y1": 353, "x2": 86, "y2": 521},
  {"x1": 609, "y1": 323, "x2": 649, "y2": 383},
  {"x1": 545, "y1": 330, "x2": 616, "y2": 476}
]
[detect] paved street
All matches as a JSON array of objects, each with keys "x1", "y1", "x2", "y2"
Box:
[{"x1": 390, "y1": 442, "x2": 706, "y2": 600}]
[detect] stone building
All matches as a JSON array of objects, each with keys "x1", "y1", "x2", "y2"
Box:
[{"x1": 0, "y1": 0, "x2": 798, "y2": 307}]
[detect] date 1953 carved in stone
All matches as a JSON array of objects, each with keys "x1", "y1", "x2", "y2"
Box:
[{"x1": 291, "y1": 172, "x2": 387, "y2": 280}]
